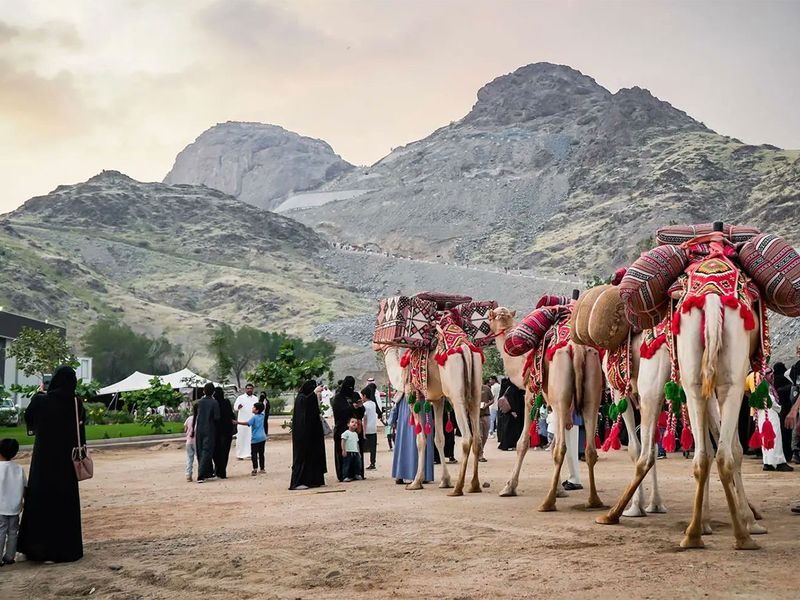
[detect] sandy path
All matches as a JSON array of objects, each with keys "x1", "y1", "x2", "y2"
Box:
[{"x1": 2, "y1": 435, "x2": 799, "y2": 599}]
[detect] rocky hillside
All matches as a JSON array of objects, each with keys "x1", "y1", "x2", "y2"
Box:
[
  {"x1": 164, "y1": 122, "x2": 353, "y2": 210},
  {"x1": 287, "y1": 63, "x2": 799, "y2": 274},
  {"x1": 0, "y1": 171, "x2": 367, "y2": 367}
]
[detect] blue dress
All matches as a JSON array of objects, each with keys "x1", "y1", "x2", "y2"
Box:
[{"x1": 391, "y1": 395, "x2": 434, "y2": 482}]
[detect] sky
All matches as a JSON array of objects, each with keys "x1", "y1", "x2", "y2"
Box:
[{"x1": 1, "y1": 0, "x2": 798, "y2": 213}]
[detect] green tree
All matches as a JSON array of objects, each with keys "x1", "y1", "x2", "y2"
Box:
[
  {"x1": 5, "y1": 326, "x2": 77, "y2": 377},
  {"x1": 482, "y1": 345, "x2": 504, "y2": 379},
  {"x1": 82, "y1": 318, "x2": 187, "y2": 384},
  {"x1": 247, "y1": 342, "x2": 331, "y2": 394},
  {"x1": 122, "y1": 377, "x2": 184, "y2": 433}
]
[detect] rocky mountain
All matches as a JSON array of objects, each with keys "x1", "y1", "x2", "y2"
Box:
[
  {"x1": 164, "y1": 122, "x2": 353, "y2": 210},
  {"x1": 0, "y1": 171, "x2": 367, "y2": 370},
  {"x1": 285, "y1": 63, "x2": 799, "y2": 275}
]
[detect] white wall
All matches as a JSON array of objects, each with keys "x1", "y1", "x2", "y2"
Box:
[{"x1": 3, "y1": 356, "x2": 94, "y2": 408}]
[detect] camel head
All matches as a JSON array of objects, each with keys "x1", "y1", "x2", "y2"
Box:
[{"x1": 488, "y1": 307, "x2": 516, "y2": 334}]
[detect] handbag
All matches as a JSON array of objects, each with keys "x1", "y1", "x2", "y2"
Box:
[
  {"x1": 498, "y1": 396, "x2": 512, "y2": 414},
  {"x1": 72, "y1": 397, "x2": 94, "y2": 481}
]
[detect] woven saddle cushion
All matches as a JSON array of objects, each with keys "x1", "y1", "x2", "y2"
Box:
[
  {"x1": 656, "y1": 223, "x2": 761, "y2": 246},
  {"x1": 415, "y1": 291, "x2": 473, "y2": 310},
  {"x1": 373, "y1": 295, "x2": 437, "y2": 348},
  {"x1": 458, "y1": 300, "x2": 499, "y2": 348},
  {"x1": 504, "y1": 306, "x2": 562, "y2": 357},
  {"x1": 536, "y1": 294, "x2": 570, "y2": 309},
  {"x1": 620, "y1": 245, "x2": 689, "y2": 330},
  {"x1": 738, "y1": 233, "x2": 800, "y2": 317}
]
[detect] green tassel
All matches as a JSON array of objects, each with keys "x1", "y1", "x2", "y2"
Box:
[
  {"x1": 530, "y1": 406, "x2": 536, "y2": 421},
  {"x1": 413, "y1": 400, "x2": 422, "y2": 414},
  {"x1": 617, "y1": 397, "x2": 629, "y2": 414},
  {"x1": 748, "y1": 380, "x2": 770, "y2": 409},
  {"x1": 664, "y1": 381, "x2": 680, "y2": 402},
  {"x1": 533, "y1": 393, "x2": 544, "y2": 411},
  {"x1": 424, "y1": 401, "x2": 432, "y2": 413},
  {"x1": 609, "y1": 404, "x2": 618, "y2": 421},
  {"x1": 407, "y1": 391, "x2": 416, "y2": 406}
]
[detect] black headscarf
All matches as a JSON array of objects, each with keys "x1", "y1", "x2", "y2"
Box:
[
  {"x1": 49, "y1": 365, "x2": 78, "y2": 397},
  {"x1": 773, "y1": 362, "x2": 791, "y2": 390},
  {"x1": 213, "y1": 386, "x2": 235, "y2": 436},
  {"x1": 298, "y1": 380, "x2": 317, "y2": 398}
]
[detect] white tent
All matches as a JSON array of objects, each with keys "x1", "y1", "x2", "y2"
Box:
[{"x1": 98, "y1": 368, "x2": 216, "y2": 396}]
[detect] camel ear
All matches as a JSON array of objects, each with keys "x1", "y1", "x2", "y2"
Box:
[
  {"x1": 510, "y1": 310, "x2": 517, "y2": 318},
  {"x1": 488, "y1": 309, "x2": 496, "y2": 320}
]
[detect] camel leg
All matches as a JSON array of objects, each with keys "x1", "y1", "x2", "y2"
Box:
[
  {"x1": 582, "y1": 352, "x2": 603, "y2": 509},
  {"x1": 467, "y1": 400, "x2": 482, "y2": 493},
  {"x1": 620, "y1": 400, "x2": 646, "y2": 517},
  {"x1": 500, "y1": 390, "x2": 532, "y2": 497},
  {"x1": 701, "y1": 425, "x2": 714, "y2": 535},
  {"x1": 732, "y1": 425, "x2": 766, "y2": 534},
  {"x1": 448, "y1": 399, "x2": 473, "y2": 497},
  {"x1": 680, "y1": 380, "x2": 711, "y2": 549},
  {"x1": 715, "y1": 381, "x2": 759, "y2": 550},
  {"x1": 539, "y1": 354, "x2": 572, "y2": 512},
  {"x1": 432, "y1": 401, "x2": 452, "y2": 488},
  {"x1": 406, "y1": 411, "x2": 427, "y2": 490}
]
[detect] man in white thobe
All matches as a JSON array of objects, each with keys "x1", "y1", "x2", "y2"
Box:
[{"x1": 234, "y1": 383, "x2": 258, "y2": 460}]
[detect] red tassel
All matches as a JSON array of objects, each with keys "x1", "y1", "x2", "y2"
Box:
[
  {"x1": 424, "y1": 421, "x2": 432, "y2": 436},
  {"x1": 445, "y1": 417, "x2": 454, "y2": 433},
  {"x1": 760, "y1": 415, "x2": 775, "y2": 451},
  {"x1": 602, "y1": 420, "x2": 622, "y2": 452},
  {"x1": 748, "y1": 428, "x2": 762, "y2": 450},
  {"x1": 739, "y1": 303, "x2": 756, "y2": 331},
  {"x1": 680, "y1": 426, "x2": 694, "y2": 452},
  {"x1": 529, "y1": 421, "x2": 540, "y2": 446},
  {"x1": 640, "y1": 333, "x2": 667, "y2": 360},
  {"x1": 594, "y1": 433, "x2": 601, "y2": 449},
  {"x1": 601, "y1": 436, "x2": 612, "y2": 452},
  {"x1": 409, "y1": 414, "x2": 415, "y2": 426},
  {"x1": 415, "y1": 423, "x2": 423, "y2": 435},
  {"x1": 663, "y1": 430, "x2": 677, "y2": 453},
  {"x1": 670, "y1": 309, "x2": 681, "y2": 335},
  {"x1": 400, "y1": 350, "x2": 411, "y2": 368}
]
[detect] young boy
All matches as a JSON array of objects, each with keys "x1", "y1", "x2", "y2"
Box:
[
  {"x1": 0, "y1": 439, "x2": 25, "y2": 566},
  {"x1": 183, "y1": 405, "x2": 196, "y2": 482},
  {"x1": 236, "y1": 402, "x2": 267, "y2": 476},
  {"x1": 341, "y1": 418, "x2": 363, "y2": 482}
]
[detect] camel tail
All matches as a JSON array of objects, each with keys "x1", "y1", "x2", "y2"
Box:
[
  {"x1": 701, "y1": 294, "x2": 723, "y2": 400},
  {"x1": 460, "y1": 344, "x2": 475, "y2": 414},
  {"x1": 571, "y1": 343, "x2": 585, "y2": 414}
]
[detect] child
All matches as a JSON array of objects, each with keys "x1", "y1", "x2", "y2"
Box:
[
  {"x1": 546, "y1": 407, "x2": 556, "y2": 450},
  {"x1": 385, "y1": 403, "x2": 396, "y2": 451},
  {"x1": 183, "y1": 404, "x2": 197, "y2": 482},
  {"x1": 0, "y1": 439, "x2": 25, "y2": 566},
  {"x1": 340, "y1": 418, "x2": 363, "y2": 482},
  {"x1": 236, "y1": 402, "x2": 267, "y2": 476}
]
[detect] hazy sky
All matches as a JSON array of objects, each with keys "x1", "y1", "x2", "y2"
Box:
[{"x1": 1, "y1": 0, "x2": 798, "y2": 213}]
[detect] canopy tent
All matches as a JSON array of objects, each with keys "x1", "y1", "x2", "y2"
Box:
[{"x1": 98, "y1": 368, "x2": 217, "y2": 396}]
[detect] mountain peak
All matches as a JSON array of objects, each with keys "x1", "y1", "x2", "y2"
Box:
[{"x1": 86, "y1": 170, "x2": 137, "y2": 184}]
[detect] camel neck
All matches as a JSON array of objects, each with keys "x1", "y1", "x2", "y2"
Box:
[{"x1": 494, "y1": 331, "x2": 526, "y2": 387}]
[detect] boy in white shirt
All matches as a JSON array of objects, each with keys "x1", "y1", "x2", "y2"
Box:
[
  {"x1": 0, "y1": 439, "x2": 26, "y2": 566},
  {"x1": 361, "y1": 387, "x2": 379, "y2": 470}
]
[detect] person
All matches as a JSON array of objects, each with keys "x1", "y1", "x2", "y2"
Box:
[
  {"x1": 258, "y1": 391, "x2": 271, "y2": 438},
  {"x1": 773, "y1": 362, "x2": 795, "y2": 463},
  {"x1": 331, "y1": 376, "x2": 359, "y2": 482},
  {"x1": 0, "y1": 439, "x2": 25, "y2": 566},
  {"x1": 546, "y1": 407, "x2": 556, "y2": 448},
  {"x1": 391, "y1": 391, "x2": 434, "y2": 484},
  {"x1": 788, "y1": 346, "x2": 800, "y2": 464},
  {"x1": 385, "y1": 403, "x2": 395, "y2": 451},
  {"x1": 194, "y1": 382, "x2": 220, "y2": 483},
  {"x1": 478, "y1": 381, "x2": 493, "y2": 462},
  {"x1": 496, "y1": 379, "x2": 525, "y2": 451},
  {"x1": 340, "y1": 418, "x2": 363, "y2": 481},
  {"x1": 289, "y1": 381, "x2": 327, "y2": 490},
  {"x1": 236, "y1": 402, "x2": 267, "y2": 475},
  {"x1": 212, "y1": 387, "x2": 235, "y2": 479},
  {"x1": 745, "y1": 371, "x2": 793, "y2": 472},
  {"x1": 320, "y1": 386, "x2": 334, "y2": 418},
  {"x1": 18, "y1": 366, "x2": 84, "y2": 562},
  {"x1": 183, "y1": 404, "x2": 197, "y2": 482},
  {"x1": 488, "y1": 376, "x2": 501, "y2": 438},
  {"x1": 361, "y1": 386, "x2": 379, "y2": 470},
  {"x1": 234, "y1": 384, "x2": 258, "y2": 460},
  {"x1": 562, "y1": 409, "x2": 584, "y2": 490}
]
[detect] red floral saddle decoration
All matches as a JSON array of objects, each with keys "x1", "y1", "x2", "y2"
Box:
[{"x1": 433, "y1": 311, "x2": 484, "y2": 367}]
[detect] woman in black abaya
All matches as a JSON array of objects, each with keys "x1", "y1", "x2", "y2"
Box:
[
  {"x1": 289, "y1": 380, "x2": 327, "y2": 490},
  {"x1": 497, "y1": 378, "x2": 525, "y2": 451},
  {"x1": 18, "y1": 365, "x2": 84, "y2": 562},
  {"x1": 331, "y1": 376, "x2": 359, "y2": 482},
  {"x1": 212, "y1": 386, "x2": 235, "y2": 479}
]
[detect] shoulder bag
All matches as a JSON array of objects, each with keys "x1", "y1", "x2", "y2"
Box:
[{"x1": 72, "y1": 397, "x2": 94, "y2": 481}]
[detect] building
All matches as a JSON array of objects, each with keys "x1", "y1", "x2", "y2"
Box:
[{"x1": 0, "y1": 309, "x2": 92, "y2": 407}]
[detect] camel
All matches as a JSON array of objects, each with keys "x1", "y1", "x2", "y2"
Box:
[
  {"x1": 488, "y1": 307, "x2": 604, "y2": 511},
  {"x1": 676, "y1": 289, "x2": 763, "y2": 550},
  {"x1": 378, "y1": 336, "x2": 483, "y2": 496}
]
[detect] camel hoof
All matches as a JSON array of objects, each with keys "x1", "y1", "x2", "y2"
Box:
[
  {"x1": 467, "y1": 483, "x2": 482, "y2": 493},
  {"x1": 537, "y1": 501, "x2": 557, "y2": 512},
  {"x1": 405, "y1": 482, "x2": 423, "y2": 491},
  {"x1": 680, "y1": 536, "x2": 705, "y2": 549},
  {"x1": 645, "y1": 503, "x2": 668, "y2": 514},
  {"x1": 499, "y1": 484, "x2": 517, "y2": 497},
  {"x1": 702, "y1": 523, "x2": 713, "y2": 536},
  {"x1": 595, "y1": 513, "x2": 620, "y2": 525},
  {"x1": 750, "y1": 505, "x2": 764, "y2": 521},
  {"x1": 748, "y1": 522, "x2": 768, "y2": 535},
  {"x1": 439, "y1": 480, "x2": 453, "y2": 489},
  {"x1": 735, "y1": 538, "x2": 760, "y2": 550},
  {"x1": 447, "y1": 489, "x2": 464, "y2": 497},
  {"x1": 585, "y1": 497, "x2": 605, "y2": 510},
  {"x1": 622, "y1": 505, "x2": 647, "y2": 518}
]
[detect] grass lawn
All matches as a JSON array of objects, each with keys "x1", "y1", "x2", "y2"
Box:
[{"x1": 0, "y1": 422, "x2": 185, "y2": 445}]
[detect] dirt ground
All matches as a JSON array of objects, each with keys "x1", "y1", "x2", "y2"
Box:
[{"x1": 2, "y1": 433, "x2": 800, "y2": 600}]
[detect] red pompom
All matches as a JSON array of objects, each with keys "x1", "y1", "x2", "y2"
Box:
[
  {"x1": 680, "y1": 426, "x2": 694, "y2": 452},
  {"x1": 602, "y1": 421, "x2": 622, "y2": 452},
  {"x1": 529, "y1": 421, "x2": 540, "y2": 446},
  {"x1": 415, "y1": 423, "x2": 423, "y2": 435},
  {"x1": 663, "y1": 430, "x2": 677, "y2": 453},
  {"x1": 424, "y1": 421, "x2": 432, "y2": 436},
  {"x1": 409, "y1": 414, "x2": 415, "y2": 426},
  {"x1": 748, "y1": 428, "x2": 762, "y2": 450},
  {"x1": 445, "y1": 418, "x2": 454, "y2": 433},
  {"x1": 760, "y1": 416, "x2": 776, "y2": 451}
]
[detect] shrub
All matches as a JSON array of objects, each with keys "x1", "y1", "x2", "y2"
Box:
[
  {"x1": 104, "y1": 410, "x2": 134, "y2": 424},
  {"x1": 84, "y1": 402, "x2": 107, "y2": 425}
]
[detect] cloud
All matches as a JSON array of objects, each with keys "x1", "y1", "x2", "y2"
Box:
[{"x1": 0, "y1": 18, "x2": 82, "y2": 51}]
